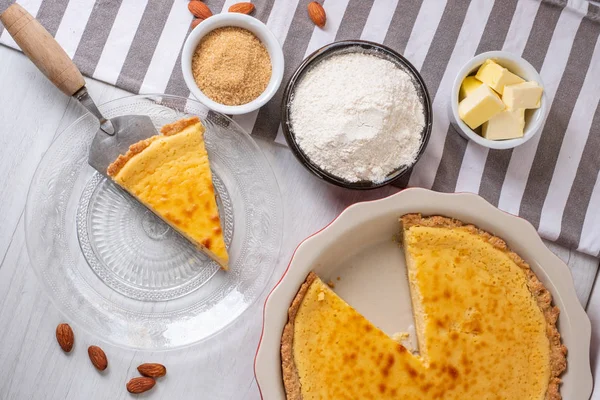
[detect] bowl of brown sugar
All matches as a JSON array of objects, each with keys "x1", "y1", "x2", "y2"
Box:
[{"x1": 182, "y1": 13, "x2": 284, "y2": 115}]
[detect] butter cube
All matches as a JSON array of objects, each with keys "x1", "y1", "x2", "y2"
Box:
[
  {"x1": 459, "y1": 76, "x2": 483, "y2": 101},
  {"x1": 481, "y1": 108, "x2": 525, "y2": 140},
  {"x1": 458, "y1": 84, "x2": 505, "y2": 130},
  {"x1": 502, "y1": 81, "x2": 543, "y2": 109},
  {"x1": 475, "y1": 59, "x2": 525, "y2": 95}
]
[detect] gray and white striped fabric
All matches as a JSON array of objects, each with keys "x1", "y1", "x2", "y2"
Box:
[{"x1": 1, "y1": 0, "x2": 599, "y2": 256}]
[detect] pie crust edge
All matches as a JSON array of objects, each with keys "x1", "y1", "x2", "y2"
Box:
[
  {"x1": 280, "y1": 271, "x2": 317, "y2": 400},
  {"x1": 279, "y1": 215, "x2": 567, "y2": 400}
]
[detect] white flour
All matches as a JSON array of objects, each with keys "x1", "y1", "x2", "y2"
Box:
[{"x1": 290, "y1": 52, "x2": 425, "y2": 183}]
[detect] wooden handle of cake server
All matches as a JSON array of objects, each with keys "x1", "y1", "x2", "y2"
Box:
[{"x1": 0, "y1": 3, "x2": 85, "y2": 96}]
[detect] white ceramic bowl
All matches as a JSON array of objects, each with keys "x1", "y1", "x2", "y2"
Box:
[
  {"x1": 254, "y1": 188, "x2": 592, "y2": 399},
  {"x1": 181, "y1": 13, "x2": 284, "y2": 115},
  {"x1": 449, "y1": 51, "x2": 547, "y2": 149}
]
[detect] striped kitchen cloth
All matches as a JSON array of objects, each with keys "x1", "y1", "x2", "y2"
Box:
[{"x1": 1, "y1": 0, "x2": 599, "y2": 257}]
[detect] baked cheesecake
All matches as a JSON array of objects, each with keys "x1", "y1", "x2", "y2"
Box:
[
  {"x1": 281, "y1": 214, "x2": 566, "y2": 399},
  {"x1": 107, "y1": 117, "x2": 229, "y2": 269}
]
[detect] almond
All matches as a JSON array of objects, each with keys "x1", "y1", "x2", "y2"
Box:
[
  {"x1": 88, "y1": 345, "x2": 108, "y2": 371},
  {"x1": 137, "y1": 363, "x2": 167, "y2": 378},
  {"x1": 307, "y1": 2, "x2": 326, "y2": 28},
  {"x1": 126, "y1": 377, "x2": 156, "y2": 394},
  {"x1": 191, "y1": 18, "x2": 203, "y2": 29},
  {"x1": 228, "y1": 2, "x2": 255, "y2": 14},
  {"x1": 56, "y1": 323, "x2": 74, "y2": 353},
  {"x1": 188, "y1": 1, "x2": 212, "y2": 20}
]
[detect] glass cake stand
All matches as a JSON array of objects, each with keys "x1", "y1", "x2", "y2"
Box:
[{"x1": 24, "y1": 94, "x2": 283, "y2": 350}]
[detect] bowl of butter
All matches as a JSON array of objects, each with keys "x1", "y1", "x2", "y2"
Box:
[{"x1": 449, "y1": 51, "x2": 546, "y2": 149}]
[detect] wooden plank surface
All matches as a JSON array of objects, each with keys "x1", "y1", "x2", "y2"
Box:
[{"x1": 0, "y1": 46, "x2": 597, "y2": 399}]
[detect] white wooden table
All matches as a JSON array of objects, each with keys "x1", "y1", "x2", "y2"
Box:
[{"x1": 1, "y1": 46, "x2": 598, "y2": 399}]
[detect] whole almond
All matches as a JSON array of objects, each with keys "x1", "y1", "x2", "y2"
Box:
[
  {"x1": 191, "y1": 18, "x2": 203, "y2": 29},
  {"x1": 88, "y1": 345, "x2": 108, "y2": 371},
  {"x1": 56, "y1": 323, "x2": 74, "y2": 352},
  {"x1": 229, "y1": 2, "x2": 255, "y2": 14},
  {"x1": 188, "y1": 1, "x2": 212, "y2": 19},
  {"x1": 137, "y1": 363, "x2": 167, "y2": 378},
  {"x1": 307, "y1": 2, "x2": 326, "y2": 28},
  {"x1": 126, "y1": 377, "x2": 156, "y2": 394}
]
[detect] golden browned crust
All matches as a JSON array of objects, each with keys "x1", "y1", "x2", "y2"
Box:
[
  {"x1": 106, "y1": 117, "x2": 202, "y2": 176},
  {"x1": 106, "y1": 137, "x2": 157, "y2": 177},
  {"x1": 280, "y1": 271, "x2": 318, "y2": 400},
  {"x1": 400, "y1": 213, "x2": 567, "y2": 400},
  {"x1": 160, "y1": 116, "x2": 200, "y2": 136}
]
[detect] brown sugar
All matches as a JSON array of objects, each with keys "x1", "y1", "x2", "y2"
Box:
[{"x1": 191, "y1": 27, "x2": 272, "y2": 106}]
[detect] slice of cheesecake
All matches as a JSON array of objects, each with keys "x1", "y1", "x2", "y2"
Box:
[
  {"x1": 281, "y1": 214, "x2": 566, "y2": 399},
  {"x1": 107, "y1": 117, "x2": 229, "y2": 269}
]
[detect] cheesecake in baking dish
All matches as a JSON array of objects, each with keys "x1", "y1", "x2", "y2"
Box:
[{"x1": 281, "y1": 214, "x2": 566, "y2": 399}]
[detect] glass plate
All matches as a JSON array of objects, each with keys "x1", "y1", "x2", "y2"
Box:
[{"x1": 25, "y1": 94, "x2": 283, "y2": 350}]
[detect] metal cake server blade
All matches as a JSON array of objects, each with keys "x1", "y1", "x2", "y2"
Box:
[
  {"x1": 1, "y1": 4, "x2": 159, "y2": 177},
  {"x1": 88, "y1": 114, "x2": 158, "y2": 177},
  {"x1": 75, "y1": 88, "x2": 158, "y2": 176}
]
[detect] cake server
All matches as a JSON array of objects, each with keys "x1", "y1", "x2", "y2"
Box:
[{"x1": 0, "y1": 4, "x2": 159, "y2": 177}]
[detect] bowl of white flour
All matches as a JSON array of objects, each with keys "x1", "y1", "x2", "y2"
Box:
[{"x1": 282, "y1": 40, "x2": 432, "y2": 189}]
